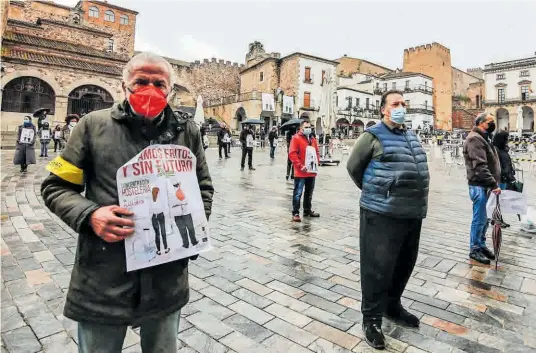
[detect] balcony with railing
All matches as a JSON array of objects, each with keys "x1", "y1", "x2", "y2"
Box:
[
  {"x1": 376, "y1": 84, "x2": 434, "y2": 95},
  {"x1": 406, "y1": 104, "x2": 435, "y2": 115},
  {"x1": 204, "y1": 91, "x2": 262, "y2": 107},
  {"x1": 483, "y1": 94, "x2": 536, "y2": 106},
  {"x1": 484, "y1": 56, "x2": 536, "y2": 72},
  {"x1": 337, "y1": 106, "x2": 380, "y2": 119}
]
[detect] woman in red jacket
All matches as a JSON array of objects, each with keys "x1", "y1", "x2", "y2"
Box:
[{"x1": 288, "y1": 120, "x2": 320, "y2": 222}]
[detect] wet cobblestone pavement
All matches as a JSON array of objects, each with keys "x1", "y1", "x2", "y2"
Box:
[{"x1": 1, "y1": 146, "x2": 536, "y2": 353}]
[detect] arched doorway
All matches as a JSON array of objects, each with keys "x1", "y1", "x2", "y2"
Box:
[
  {"x1": 352, "y1": 119, "x2": 364, "y2": 132},
  {"x1": 68, "y1": 85, "x2": 114, "y2": 115},
  {"x1": 1, "y1": 76, "x2": 55, "y2": 113},
  {"x1": 496, "y1": 108, "x2": 509, "y2": 131},
  {"x1": 300, "y1": 112, "x2": 310, "y2": 122},
  {"x1": 172, "y1": 84, "x2": 193, "y2": 107},
  {"x1": 235, "y1": 107, "x2": 247, "y2": 130},
  {"x1": 336, "y1": 118, "x2": 349, "y2": 137},
  {"x1": 522, "y1": 106, "x2": 534, "y2": 131},
  {"x1": 366, "y1": 121, "x2": 377, "y2": 129}
]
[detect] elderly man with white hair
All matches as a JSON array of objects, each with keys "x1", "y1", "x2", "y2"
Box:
[{"x1": 41, "y1": 52, "x2": 214, "y2": 353}]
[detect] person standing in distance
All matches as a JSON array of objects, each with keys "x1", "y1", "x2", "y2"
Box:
[
  {"x1": 462, "y1": 113, "x2": 501, "y2": 265},
  {"x1": 289, "y1": 120, "x2": 320, "y2": 222},
  {"x1": 268, "y1": 126, "x2": 278, "y2": 159},
  {"x1": 240, "y1": 124, "x2": 256, "y2": 171},
  {"x1": 346, "y1": 90, "x2": 430, "y2": 350}
]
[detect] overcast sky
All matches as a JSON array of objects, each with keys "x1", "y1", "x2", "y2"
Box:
[{"x1": 56, "y1": 0, "x2": 536, "y2": 71}]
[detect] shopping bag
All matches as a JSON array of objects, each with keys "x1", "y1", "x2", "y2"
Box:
[
  {"x1": 486, "y1": 190, "x2": 527, "y2": 218},
  {"x1": 521, "y1": 207, "x2": 536, "y2": 233}
]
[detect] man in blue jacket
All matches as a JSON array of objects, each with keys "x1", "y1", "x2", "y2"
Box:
[{"x1": 346, "y1": 90, "x2": 430, "y2": 350}]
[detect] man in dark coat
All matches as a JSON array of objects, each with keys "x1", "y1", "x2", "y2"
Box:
[
  {"x1": 268, "y1": 126, "x2": 278, "y2": 159},
  {"x1": 217, "y1": 123, "x2": 231, "y2": 159},
  {"x1": 346, "y1": 90, "x2": 430, "y2": 350},
  {"x1": 239, "y1": 124, "x2": 255, "y2": 171},
  {"x1": 41, "y1": 52, "x2": 214, "y2": 353}
]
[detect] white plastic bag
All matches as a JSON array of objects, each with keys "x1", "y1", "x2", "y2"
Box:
[
  {"x1": 521, "y1": 207, "x2": 536, "y2": 233},
  {"x1": 486, "y1": 190, "x2": 528, "y2": 218}
]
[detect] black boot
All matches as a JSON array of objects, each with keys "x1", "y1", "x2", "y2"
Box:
[
  {"x1": 385, "y1": 305, "x2": 420, "y2": 327},
  {"x1": 470, "y1": 250, "x2": 491, "y2": 265},
  {"x1": 363, "y1": 322, "x2": 385, "y2": 350},
  {"x1": 480, "y1": 247, "x2": 496, "y2": 260}
]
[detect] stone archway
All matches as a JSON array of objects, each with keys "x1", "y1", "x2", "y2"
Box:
[
  {"x1": 67, "y1": 85, "x2": 115, "y2": 115},
  {"x1": 63, "y1": 78, "x2": 120, "y2": 101},
  {"x1": 235, "y1": 107, "x2": 247, "y2": 130},
  {"x1": 522, "y1": 106, "x2": 534, "y2": 131},
  {"x1": 496, "y1": 108, "x2": 509, "y2": 131},
  {"x1": 300, "y1": 112, "x2": 311, "y2": 121},
  {"x1": 1, "y1": 69, "x2": 62, "y2": 95},
  {"x1": 352, "y1": 119, "x2": 364, "y2": 132}
]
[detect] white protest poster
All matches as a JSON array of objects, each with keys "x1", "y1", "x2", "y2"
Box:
[
  {"x1": 19, "y1": 128, "x2": 35, "y2": 144},
  {"x1": 117, "y1": 145, "x2": 211, "y2": 272},
  {"x1": 223, "y1": 131, "x2": 231, "y2": 143},
  {"x1": 486, "y1": 190, "x2": 528, "y2": 218},
  {"x1": 262, "y1": 93, "x2": 275, "y2": 112},
  {"x1": 54, "y1": 131, "x2": 61, "y2": 139},
  {"x1": 246, "y1": 134, "x2": 254, "y2": 148},
  {"x1": 305, "y1": 145, "x2": 318, "y2": 173},
  {"x1": 283, "y1": 95, "x2": 294, "y2": 114},
  {"x1": 41, "y1": 130, "x2": 50, "y2": 140}
]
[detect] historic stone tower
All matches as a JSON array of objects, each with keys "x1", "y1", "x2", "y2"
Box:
[{"x1": 403, "y1": 43, "x2": 453, "y2": 130}]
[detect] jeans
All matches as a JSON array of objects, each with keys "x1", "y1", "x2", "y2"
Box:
[
  {"x1": 292, "y1": 177, "x2": 315, "y2": 215},
  {"x1": 359, "y1": 208, "x2": 421, "y2": 323},
  {"x1": 241, "y1": 148, "x2": 253, "y2": 168},
  {"x1": 219, "y1": 143, "x2": 228, "y2": 158},
  {"x1": 174, "y1": 214, "x2": 198, "y2": 248},
  {"x1": 151, "y1": 212, "x2": 167, "y2": 252},
  {"x1": 40, "y1": 141, "x2": 48, "y2": 156},
  {"x1": 269, "y1": 143, "x2": 276, "y2": 158},
  {"x1": 78, "y1": 310, "x2": 180, "y2": 353},
  {"x1": 469, "y1": 185, "x2": 489, "y2": 251}
]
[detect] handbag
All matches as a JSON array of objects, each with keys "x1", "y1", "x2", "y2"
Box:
[{"x1": 506, "y1": 180, "x2": 523, "y2": 193}]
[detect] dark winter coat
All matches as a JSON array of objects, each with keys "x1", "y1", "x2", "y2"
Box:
[
  {"x1": 13, "y1": 124, "x2": 37, "y2": 165},
  {"x1": 40, "y1": 102, "x2": 214, "y2": 326},
  {"x1": 463, "y1": 127, "x2": 501, "y2": 189}
]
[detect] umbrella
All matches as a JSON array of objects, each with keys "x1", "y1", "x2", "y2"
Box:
[
  {"x1": 280, "y1": 118, "x2": 302, "y2": 131},
  {"x1": 194, "y1": 95, "x2": 205, "y2": 126},
  {"x1": 33, "y1": 108, "x2": 50, "y2": 117},
  {"x1": 241, "y1": 118, "x2": 265, "y2": 125},
  {"x1": 490, "y1": 195, "x2": 505, "y2": 270}
]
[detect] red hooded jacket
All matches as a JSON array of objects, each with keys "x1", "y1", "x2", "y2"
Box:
[{"x1": 289, "y1": 132, "x2": 320, "y2": 178}]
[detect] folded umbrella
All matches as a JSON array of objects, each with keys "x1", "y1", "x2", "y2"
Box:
[{"x1": 490, "y1": 195, "x2": 505, "y2": 270}]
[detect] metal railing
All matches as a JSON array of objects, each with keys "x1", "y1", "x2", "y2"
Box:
[
  {"x1": 483, "y1": 95, "x2": 536, "y2": 106},
  {"x1": 204, "y1": 91, "x2": 262, "y2": 107},
  {"x1": 376, "y1": 85, "x2": 434, "y2": 95},
  {"x1": 406, "y1": 104, "x2": 434, "y2": 115}
]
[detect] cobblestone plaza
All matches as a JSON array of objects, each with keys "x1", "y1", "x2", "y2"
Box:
[{"x1": 1, "y1": 146, "x2": 536, "y2": 353}]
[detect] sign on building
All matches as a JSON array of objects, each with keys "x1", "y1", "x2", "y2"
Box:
[
  {"x1": 262, "y1": 93, "x2": 275, "y2": 112},
  {"x1": 283, "y1": 95, "x2": 294, "y2": 114}
]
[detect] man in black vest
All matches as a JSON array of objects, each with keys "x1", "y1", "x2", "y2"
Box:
[
  {"x1": 240, "y1": 124, "x2": 256, "y2": 171},
  {"x1": 346, "y1": 90, "x2": 430, "y2": 350}
]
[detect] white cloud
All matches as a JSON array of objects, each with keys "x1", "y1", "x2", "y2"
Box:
[
  {"x1": 134, "y1": 38, "x2": 167, "y2": 57},
  {"x1": 177, "y1": 34, "x2": 221, "y2": 61}
]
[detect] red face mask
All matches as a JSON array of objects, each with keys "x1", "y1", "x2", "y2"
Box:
[{"x1": 127, "y1": 86, "x2": 168, "y2": 119}]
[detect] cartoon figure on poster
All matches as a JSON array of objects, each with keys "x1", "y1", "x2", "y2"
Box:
[
  {"x1": 246, "y1": 134, "x2": 254, "y2": 148},
  {"x1": 20, "y1": 128, "x2": 35, "y2": 144},
  {"x1": 117, "y1": 144, "x2": 211, "y2": 271},
  {"x1": 305, "y1": 145, "x2": 319, "y2": 173}
]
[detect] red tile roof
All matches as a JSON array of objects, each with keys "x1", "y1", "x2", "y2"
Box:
[
  {"x1": 2, "y1": 48, "x2": 122, "y2": 76},
  {"x1": 3, "y1": 31, "x2": 129, "y2": 62}
]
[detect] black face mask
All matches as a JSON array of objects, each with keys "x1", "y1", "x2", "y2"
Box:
[{"x1": 486, "y1": 122, "x2": 496, "y2": 134}]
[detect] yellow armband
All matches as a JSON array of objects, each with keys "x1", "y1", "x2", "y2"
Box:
[{"x1": 46, "y1": 156, "x2": 84, "y2": 186}]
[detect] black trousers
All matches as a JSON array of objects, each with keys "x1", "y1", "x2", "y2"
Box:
[
  {"x1": 241, "y1": 148, "x2": 253, "y2": 168},
  {"x1": 152, "y1": 212, "x2": 167, "y2": 251},
  {"x1": 54, "y1": 139, "x2": 61, "y2": 152},
  {"x1": 174, "y1": 214, "x2": 198, "y2": 247},
  {"x1": 359, "y1": 208, "x2": 422, "y2": 324},
  {"x1": 219, "y1": 143, "x2": 228, "y2": 158}
]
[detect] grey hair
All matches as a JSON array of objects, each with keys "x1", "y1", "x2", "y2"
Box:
[
  {"x1": 474, "y1": 112, "x2": 490, "y2": 126},
  {"x1": 122, "y1": 52, "x2": 175, "y2": 87}
]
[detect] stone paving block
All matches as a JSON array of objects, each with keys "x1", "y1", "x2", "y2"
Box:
[
  {"x1": 40, "y1": 261, "x2": 68, "y2": 275},
  {"x1": 229, "y1": 301, "x2": 274, "y2": 325},
  {"x1": 205, "y1": 276, "x2": 240, "y2": 293},
  {"x1": 223, "y1": 314, "x2": 274, "y2": 343},
  {"x1": 403, "y1": 290, "x2": 449, "y2": 309},
  {"x1": 189, "y1": 275, "x2": 210, "y2": 291},
  {"x1": 1, "y1": 306, "x2": 26, "y2": 333},
  {"x1": 1, "y1": 326, "x2": 41, "y2": 353},
  {"x1": 435, "y1": 330, "x2": 501, "y2": 353},
  {"x1": 264, "y1": 303, "x2": 312, "y2": 328},
  {"x1": 264, "y1": 318, "x2": 318, "y2": 347},
  {"x1": 14, "y1": 294, "x2": 49, "y2": 319},
  {"x1": 235, "y1": 278, "x2": 273, "y2": 296},
  {"x1": 328, "y1": 276, "x2": 360, "y2": 290},
  {"x1": 265, "y1": 291, "x2": 311, "y2": 313},
  {"x1": 410, "y1": 302, "x2": 466, "y2": 325},
  {"x1": 300, "y1": 283, "x2": 342, "y2": 302},
  {"x1": 266, "y1": 280, "x2": 306, "y2": 298},
  {"x1": 27, "y1": 312, "x2": 64, "y2": 339},
  {"x1": 304, "y1": 321, "x2": 360, "y2": 350},
  {"x1": 219, "y1": 331, "x2": 271, "y2": 353},
  {"x1": 17, "y1": 258, "x2": 42, "y2": 272},
  {"x1": 2, "y1": 265, "x2": 25, "y2": 282},
  {"x1": 50, "y1": 273, "x2": 70, "y2": 289},
  {"x1": 6, "y1": 278, "x2": 35, "y2": 297},
  {"x1": 521, "y1": 279, "x2": 536, "y2": 296},
  {"x1": 337, "y1": 297, "x2": 361, "y2": 311},
  {"x1": 194, "y1": 297, "x2": 235, "y2": 321},
  {"x1": 179, "y1": 327, "x2": 230, "y2": 353},
  {"x1": 231, "y1": 288, "x2": 273, "y2": 309},
  {"x1": 25, "y1": 269, "x2": 52, "y2": 286},
  {"x1": 54, "y1": 252, "x2": 75, "y2": 266},
  {"x1": 303, "y1": 306, "x2": 354, "y2": 331},
  {"x1": 40, "y1": 332, "x2": 77, "y2": 353},
  {"x1": 186, "y1": 312, "x2": 234, "y2": 339},
  {"x1": 307, "y1": 338, "x2": 354, "y2": 353},
  {"x1": 18, "y1": 228, "x2": 40, "y2": 243},
  {"x1": 207, "y1": 267, "x2": 244, "y2": 282},
  {"x1": 262, "y1": 334, "x2": 313, "y2": 353},
  {"x1": 199, "y1": 285, "x2": 239, "y2": 306},
  {"x1": 301, "y1": 294, "x2": 347, "y2": 315}
]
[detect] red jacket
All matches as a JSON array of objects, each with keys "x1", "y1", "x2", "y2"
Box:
[{"x1": 289, "y1": 132, "x2": 320, "y2": 178}]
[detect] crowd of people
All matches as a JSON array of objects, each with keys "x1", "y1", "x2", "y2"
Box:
[{"x1": 14, "y1": 52, "x2": 521, "y2": 352}]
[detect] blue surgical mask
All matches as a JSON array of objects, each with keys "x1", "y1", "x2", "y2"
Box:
[
  {"x1": 390, "y1": 107, "x2": 406, "y2": 125},
  {"x1": 303, "y1": 128, "x2": 312, "y2": 136},
  {"x1": 23, "y1": 119, "x2": 31, "y2": 127}
]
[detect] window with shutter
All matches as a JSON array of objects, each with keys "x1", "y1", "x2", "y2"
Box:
[
  {"x1": 304, "y1": 92, "x2": 311, "y2": 108},
  {"x1": 321, "y1": 70, "x2": 325, "y2": 86},
  {"x1": 305, "y1": 67, "x2": 311, "y2": 83}
]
